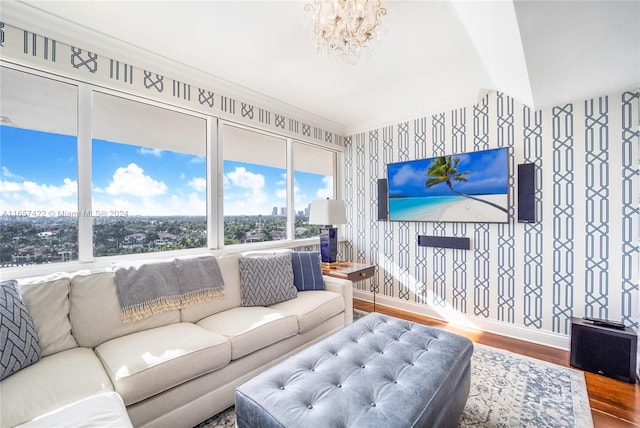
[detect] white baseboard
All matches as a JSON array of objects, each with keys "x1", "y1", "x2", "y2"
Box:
[{"x1": 353, "y1": 290, "x2": 570, "y2": 351}]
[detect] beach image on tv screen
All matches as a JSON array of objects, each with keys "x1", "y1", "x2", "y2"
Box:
[{"x1": 386, "y1": 147, "x2": 509, "y2": 223}]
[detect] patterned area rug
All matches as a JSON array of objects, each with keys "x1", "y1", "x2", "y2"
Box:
[
  {"x1": 460, "y1": 343, "x2": 592, "y2": 427},
  {"x1": 196, "y1": 313, "x2": 593, "y2": 428}
]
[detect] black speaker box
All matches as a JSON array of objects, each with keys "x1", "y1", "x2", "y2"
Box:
[
  {"x1": 418, "y1": 235, "x2": 471, "y2": 250},
  {"x1": 517, "y1": 163, "x2": 536, "y2": 223},
  {"x1": 570, "y1": 317, "x2": 638, "y2": 383},
  {"x1": 377, "y1": 178, "x2": 388, "y2": 221}
]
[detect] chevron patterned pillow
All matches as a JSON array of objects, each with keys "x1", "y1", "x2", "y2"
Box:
[
  {"x1": 239, "y1": 254, "x2": 297, "y2": 307},
  {"x1": 1, "y1": 280, "x2": 41, "y2": 381}
]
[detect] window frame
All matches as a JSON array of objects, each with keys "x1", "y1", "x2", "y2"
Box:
[
  {"x1": 218, "y1": 120, "x2": 342, "y2": 248},
  {"x1": 1, "y1": 63, "x2": 343, "y2": 277}
]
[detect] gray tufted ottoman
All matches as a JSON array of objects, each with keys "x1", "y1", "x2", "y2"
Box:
[{"x1": 235, "y1": 312, "x2": 474, "y2": 427}]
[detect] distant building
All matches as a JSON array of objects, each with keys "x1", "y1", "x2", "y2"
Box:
[
  {"x1": 58, "y1": 250, "x2": 74, "y2": 262},
  {"x1": 244, "y1": 233, "x2": 263, "y2": 243},
  {"x1": 12, "y1": 253, "x2": 36, "y2": 264},
  {"x1": 270, "y1": 230, "x2": 286, "y2": 240},
  {"x1": 272, "y1": 207, "x2": 278, "y2": 216},
  {"x1": 122, "y1": 233, "x2": 146, "y2": 249}
]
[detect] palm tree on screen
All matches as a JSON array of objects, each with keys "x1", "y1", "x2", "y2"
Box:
[{"x1": 425, "y1": 156, "x2": 508, "y2": 213}]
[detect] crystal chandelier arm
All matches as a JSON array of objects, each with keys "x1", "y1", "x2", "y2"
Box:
[
  {"x1": 373, "y1": 1, "x2": 387, "y2": 26},
  {"x1": 304, "y1": 0, "x2": 388, "y2": 64}
]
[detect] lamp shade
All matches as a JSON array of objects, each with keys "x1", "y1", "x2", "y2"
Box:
[{"x1": 309, "y1": 199, "x2": 347, "y2": 226}]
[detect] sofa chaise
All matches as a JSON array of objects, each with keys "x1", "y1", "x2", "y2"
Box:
[{"x1": 0, "y1": 250, "x2": 353, "y2": 427}]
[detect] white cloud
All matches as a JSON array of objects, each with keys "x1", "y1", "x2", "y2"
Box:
[
  {"x1": 0, "y1": 180, "x2": 22, "y2": 192},
  {"x1": 138, "y1": 148, "x2": 163, "y2": 157},
  {"x1": 226, "y1": 167, "x2": 264, "y2": 189},
  {"x1": 316, "y1": 176, "x2": 333, "y2": 199},
  {"x1": 105, "y1": 163, "x2": 167, "y2": 197},
  {"x1": 92, "y1": 191, "x2": 206, "y2": 216},
  {"x1": 0, "y1": 178, "x2": 78, "y2": 213},
  {"x1": 224, "y1": 167, "x2": 276, "y2": 215},
  {"x1": 392, "y1": 164, "x2": 422, "y2": 187},
  {"x1": 188, "y1": 177, "x2": 206, "y2": 192},
  {"x1": 2, "y1": 166, "x2": 24, "y2": 180},
  {"x1": 22, "y1": 178, "x2": 77, "y2": 200}
]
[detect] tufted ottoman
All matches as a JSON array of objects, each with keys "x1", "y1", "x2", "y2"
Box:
[{"x1": 235, "y1": 312, "x2": 473, "y2": 427}]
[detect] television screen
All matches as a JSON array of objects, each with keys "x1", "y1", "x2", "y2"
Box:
[{"x1": 386, "y1": 147, "x2": 509, "y2": 223}]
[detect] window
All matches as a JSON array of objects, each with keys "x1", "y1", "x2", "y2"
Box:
[
  {"x1": 221, "y1": 125, "x2": 338, "y2": 244},
  {"x1": 91, "y1": 92, "x2": 208, "y2": 256},
  {"x1": 222, "y1": 124, "x2": 288, "y2": 244},
  {"x1": 1, "y1": 66, "x2": 340, "y2": 271},
  {"x1": 293, "y1": 141, "x2": 335, "y2": 238},
  {"x1": 0, "y1": 67, "x2": 78, "y2": 267}
]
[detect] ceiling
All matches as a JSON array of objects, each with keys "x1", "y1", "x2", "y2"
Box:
[{"x1": 3, "y1": 0, "x2": 639, "y2": 135}]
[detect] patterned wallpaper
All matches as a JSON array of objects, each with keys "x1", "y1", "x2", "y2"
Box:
[
  {"x1": 345, "y1": 91, "x2": 640, "y2": 334},
  {"x1": 0, "y1": 22, "x2": 342, "y2": 147}
]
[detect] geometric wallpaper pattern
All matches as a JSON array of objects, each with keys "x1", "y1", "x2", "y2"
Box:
[{"x1": 346, "y1": 90, "x2": 640, "y2": 335}]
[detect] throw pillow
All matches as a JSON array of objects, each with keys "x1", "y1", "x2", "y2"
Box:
[
  {"x1": 0, "y1": 280, "x2": 41, "y2": 381},
  {"x1": 291, "y1": 252, "x2": 325, "y2": 291},
  {"x1": 239, "y1": 254, "x2": 297, "y2": 307}
]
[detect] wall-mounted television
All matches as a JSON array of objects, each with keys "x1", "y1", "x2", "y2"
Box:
[{"x1": 386, "y1": 147, "x2": 509, "y2": 223}]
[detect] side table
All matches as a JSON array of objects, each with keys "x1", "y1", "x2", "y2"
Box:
[{"x1": 322, "y1": 262, "x2": 377, "y2": 311}]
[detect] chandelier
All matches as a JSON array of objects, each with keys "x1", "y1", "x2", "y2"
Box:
[{"x1": 304, "y1": 0, "x2": 388, "y2": 64}]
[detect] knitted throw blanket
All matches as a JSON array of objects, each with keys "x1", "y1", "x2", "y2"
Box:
[{"x1": 114, "y1": 256, "x2": 225, "y2": 323}]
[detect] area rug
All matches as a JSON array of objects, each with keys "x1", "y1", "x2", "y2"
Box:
[
  {"x1": 459, "y1": 343, "x2": 592, "y2": 427},
  {"x1": 195, "y1": 323, "x2": 593, "y2": 427}
]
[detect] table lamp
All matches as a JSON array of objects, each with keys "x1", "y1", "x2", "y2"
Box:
[{"x1": 309, "y1": 198, "x2": 347, "y2": 267}]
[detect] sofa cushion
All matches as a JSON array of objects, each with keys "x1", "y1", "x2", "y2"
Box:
[
  {"x1": 95, "y1": 322, "x2": 231, "y2": 406},
  {"x1": 291, "y1": 251, "x2": 325, "y2": 291},
  {"x1": 270, "y1": 290, "x2": 345, "y2": 334},
  {"x1": 15, "y1": 392, "x2": 132, "y2": 428},
  {"x1": 18, "y1": 273, "x2": 77, "y2": 356},
  {"x1": 180, "y1": 254, "x2": 242, "y2": 323},
  {"x1": 0, "y1": 280, "x2": 41, "y2": 381},
  {"x1": 0, "y1": 347, "x2": 114, "y2": 428},
  {"x1": 70, "y1": 271, "x2": 180, "y2": 348},
  {"x1": 197, "y1": 306, "x2": 299, "y2": 360},
  {"x1": 239, "y1": 254, "x2": 297, "y2": 306}
]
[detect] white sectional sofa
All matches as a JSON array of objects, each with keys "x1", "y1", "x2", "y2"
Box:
[{"x1": 0, "y1": 251, "x2": 353, "y2": 428}]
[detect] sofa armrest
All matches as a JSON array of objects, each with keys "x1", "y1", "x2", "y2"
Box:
[{"x1": 323, "y1": 276, "x2": 353, "y2": 325}]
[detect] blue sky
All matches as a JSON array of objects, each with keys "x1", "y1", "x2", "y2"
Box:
[
  {"x1": 1, "y1": 126, "x2": 331, "y2": 216},
  {"x1": 387, "y1": 148, "x2": 509, "y2": 198}
]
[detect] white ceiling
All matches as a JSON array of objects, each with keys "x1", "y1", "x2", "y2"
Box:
[{"x1": 3, "y1": 0, "x2": 639, "y2": 135}]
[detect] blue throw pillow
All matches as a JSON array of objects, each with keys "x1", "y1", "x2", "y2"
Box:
[
  {"x1": 0, "y1": 280, "x2": 41, "y2": 381},
  {"x1": 291, "y1": 252, "x2": 325, "y2": 291}
]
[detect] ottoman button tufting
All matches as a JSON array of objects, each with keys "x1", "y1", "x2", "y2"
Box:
[
  {"x1": 307, "y1": 405, "x2": 313, "y2": 410},
  {"x1": 370, "y1": 403, "x2": 376, "y2": 407}
]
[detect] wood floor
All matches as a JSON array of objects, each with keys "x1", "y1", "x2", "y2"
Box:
[{"x1": 353, "y1": 299, "x2": 640, "y2": 427}]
